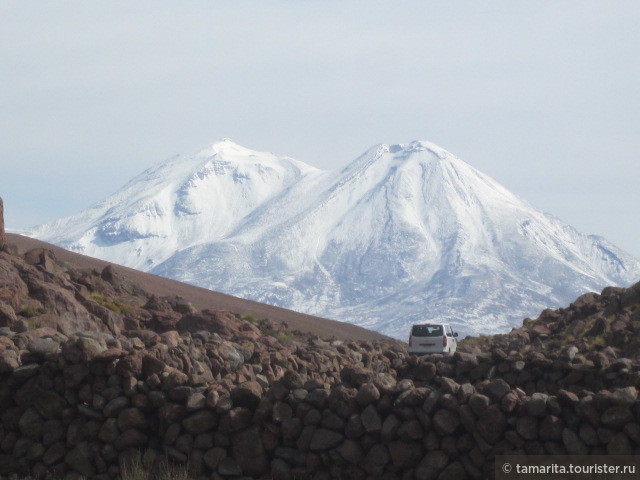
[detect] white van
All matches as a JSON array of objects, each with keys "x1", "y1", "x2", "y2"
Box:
[{"x1": 408, "y1": 323, "x2": 458, "y2": 355}]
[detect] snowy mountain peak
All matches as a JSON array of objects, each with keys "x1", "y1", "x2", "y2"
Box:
[
  {"x1": 348, "y1": 140, "x2": 463, "y2": 175},
  {"x1": 29, "y1": 140, "x2": 322, "y2": 271},
  {"x1": 30, "y1": 139, "x2": 640, "y2": 339},
  {"x1": 205, "y1": 138, "x2": 265, "y2": 158},
  {"x1": 374, "y1": 140, "x2": 453, "y2": 158}
]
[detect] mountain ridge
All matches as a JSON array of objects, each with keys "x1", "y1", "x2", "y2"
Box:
[{"x1": 29, "y1": 139, "x2": 640, "y2": 338}]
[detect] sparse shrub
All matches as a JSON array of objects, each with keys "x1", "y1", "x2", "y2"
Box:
[
  {"x1": 88, "y1": 292, "x2": 131, "y2": 315},
  {"x1": 120, "y1": 453, "x2": 147, "y2": 480},
  {"x1": 590, "y1": 336, "x2": 606, "y2": 350},
  {"x1": 18, "y1": 305, "x2": 46, "y2": 318},
  {"x1": 459, "y1": 335, "x2": 490, "y2": 349},
  {"x1": 241, "y1": 312, "x2": 259, "y2": 325},
  {"x1": 156, "y1": 462, "x2": 189, "y2": 480},
  {"x1": 276, "y1": 331, "x2": 295, "y2": 341},
  {"x1": 120, "y1": 451, "x2": 190, "y2": 480}
]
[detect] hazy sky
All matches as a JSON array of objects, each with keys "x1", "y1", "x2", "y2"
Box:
[{"x1": 1, "y1": 1, "x2": 639, "y2": 257}]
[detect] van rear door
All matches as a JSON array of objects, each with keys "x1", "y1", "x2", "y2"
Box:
[{"x1": 411, "y1": 324, "x2": 444, "y2": 350}]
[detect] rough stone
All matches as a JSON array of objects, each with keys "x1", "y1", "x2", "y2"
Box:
[
  {"x1": 516, "y1": 416, "x2": 538, "y2": 440},
  {"x1": 42, "y1": 442, "x2": 67, "y2": 466},
  {"x1": 468, "y1": 393, "x2": 490, "y2": 415},
  {"x1": 415, "y1": 450, "x2": 449, "y2": 480},
  {"x1": 231, "y1": 425, "x2": 268, "y2": 477},
  {"x1": 182, "y1": 410, "x2": 217, "y2": 435},
  {"x1": 310, "y1": 428, "x2": 344, "y2": 451},
  {"x1": 337, "y1": 439, "x2": 363, "y2": 464},
  {"x1": 485, "y1": 379, "x2": 511, "y2": 402},
  {"x1": 19, "y1": 408, "x2": 44, "y2": 440},
  {"x1": 610, "y1": 387, "x2": 637, "y2": 407},
  {"x1": 203, "y1": 447, "x2": 227, "y2": 470},
  {"x1": 231, "y1": 381, "x2": 263, "y2": 409},
  {"x1": 356, "y1": 383, "x2": 380, "y2": 406},
  {"x1": 562, "y1": 428, "x2": 589, "y2": 455},
  {"x1": 413, "y1": 362, "x2": 437, "y2": 381},
  {"x1": 433, "y1": 409, "x2": 460, "y2": 436},
  {"x1": 525, "y1": 393, "x2": 548, "y2": 417},
  {"x1": 117, "y1": 407, "x2": 147, "y2": 430},
  {"x1": 388, "y1": 440, "x2": 423, "y2": 467},
  {"x1": 539, "y1": 415, "x2": 563, "y2": 441},
  {"x1": 476, "y1": 405, "x2": 506, "y2": 444},
  {"x1": 360, "y1": 404, "x2": 382, "y2": 433},
  {"x1": 65, "y1": 442, "x2": 96, "y2": 477},
  {"x1": 601, "y1": 406, "x2": 635, "y2": 428}
]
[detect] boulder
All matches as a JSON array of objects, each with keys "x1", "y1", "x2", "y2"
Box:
[
  {"x1": 341, "y1": 365, "x2": 373, "y2": 388},
  {"x1": 433, "y1": 409, "x2": 460, "y2": 436},
  {"x1": 476, "y1": 405, "x2": 506, "y2": 444},
  {"x1": 516, "y1": 416, "x2": 538, "y2": 440},
  {"x1": 310, "y1": 428, "x2": 344, "y2": 450},
  {"x1": 231, "y1": 425, "x2": 268, "y2": 476},
  {"x1": 18, "y1": 408, "x2": 43, "y2": 440},
  {"x1": 562, "y1": 428, "x2": 589, "y2": 455},
  {"x1": 387, "y1": 440, "x2": 423, "y2": 467},
  {"x1": 610, "y1": 387, "x2": 637, "y2": 407},
  {"x1": 415, "y1": 450, "x2": 449, "y2": 480},
  {"x1": 360, "y1": 404, "x2": 382, "y2": 433},
  {"x1": 182, "y1": 410, "x2": 217, "y2": 435},
  {"x1": 231, "y1": 381, "x2": 263, "y2": 409},
  {"x1": 356, "y1": 383, "x2": 380, "y2": 406},
  {"x1": 484, "y1": 379, "x2": 511, "y2": 402},
  {"x1": 65, "y1": 442, "x2": 96, "y2": 477},
  {"x1": 601, "y1": 406, "x2": 635, "y2": 428}
]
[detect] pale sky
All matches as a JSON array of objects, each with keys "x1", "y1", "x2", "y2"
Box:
[{"x1": 1, "y1": 1, "x2": 639, "y2": 257}]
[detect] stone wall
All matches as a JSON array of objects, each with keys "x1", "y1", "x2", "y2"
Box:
[{"x1": 1, "y1": 332, "x2": 639, "y2": 480}]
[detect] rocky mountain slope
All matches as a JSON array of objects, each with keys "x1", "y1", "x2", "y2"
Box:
[
  {"x1": 4, "y1": 200, "x2": 640, "y2": 479},
  {"x1": 29, "y1": 140, "x2": 640, "y2": 338}
]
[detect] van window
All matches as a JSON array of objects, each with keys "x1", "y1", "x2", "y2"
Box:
[{"x1": 411, "y1": 324, "x2": 443, "y2": 337}]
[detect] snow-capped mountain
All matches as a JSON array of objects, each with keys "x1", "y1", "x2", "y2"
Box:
[{"x1": 30, "y1": 139, "x2": 640, "y2": 339}]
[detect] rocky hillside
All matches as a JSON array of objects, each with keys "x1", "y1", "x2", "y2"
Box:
[
  {"x1": 6, "y1": 232, "x2": 388, "y2": 344},
  {"x1": 2, "y1": 199, "x2": 640, "y2": 479},
  {"x1": 461, "y1": 281, "x2": 640, "y2": 367}
]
